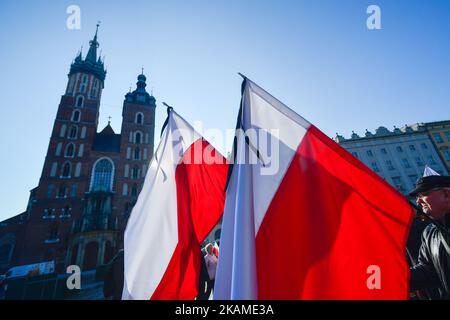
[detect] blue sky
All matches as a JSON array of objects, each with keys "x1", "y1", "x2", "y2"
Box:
[{"x1": 0, "y1": 0, "x2": 449, "y2": 221}]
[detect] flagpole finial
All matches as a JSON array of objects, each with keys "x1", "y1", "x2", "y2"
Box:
[{"x1": 162, "y1": 102, "x2": 174, "y2": 115}]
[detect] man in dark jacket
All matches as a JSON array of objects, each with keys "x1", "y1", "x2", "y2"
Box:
[{"x1": 409, "y1": 175, "x2": 450, "y2": 299}]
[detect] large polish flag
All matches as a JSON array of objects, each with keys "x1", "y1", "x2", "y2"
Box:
[
  {"x1": 214, "y1": 77, "x2": 414, "y2": 300},
  {"x1": 123, "y1": 108, "x2": 228, "y2": 300}
]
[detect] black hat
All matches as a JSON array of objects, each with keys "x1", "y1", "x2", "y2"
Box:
[{"x1": 409, "y1": 175, "x2": 450, "y2": 197}]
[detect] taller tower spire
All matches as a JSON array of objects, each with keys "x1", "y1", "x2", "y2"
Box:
[
  {"x1": 86, "y1": 22, "x2": 100, "y2": 63},
  {"x1": 69, "y1": 22, "x2": 106, "y2": 81}
]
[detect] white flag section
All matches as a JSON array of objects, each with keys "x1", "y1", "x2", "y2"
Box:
[
  {"x1": 423, "y1": 165, "x2": 440, "y2": 177},
  {"x1": 123, "y1": 108, "x2": 227, "y2": 300},
  {"x1": 214, "y1": 77, "x2": 412, "y2": 299}
]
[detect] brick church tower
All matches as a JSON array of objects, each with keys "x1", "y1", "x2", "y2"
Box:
[{"x1": 6, "y1": 26, "x2": 156, "y2": 273}]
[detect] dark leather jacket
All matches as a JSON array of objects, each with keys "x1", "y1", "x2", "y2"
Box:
[{"x1": 410, "y1": 215, "x2": 450, "y2": 299}]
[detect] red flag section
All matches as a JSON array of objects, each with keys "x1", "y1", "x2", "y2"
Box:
[
  {"x1": 214, "y1": 77, "x2": 414, "y2": 300},
  {"x1": 123, "y1": 110, "x2": 227, "y2": 300}
]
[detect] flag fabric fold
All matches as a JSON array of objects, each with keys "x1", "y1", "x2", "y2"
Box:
[
  {"x1": 123, "y1": 108, "x2": 228, "y2": 300},
  {"x1": 214, "y1": 77, "x2": 414, "y2": 300}
]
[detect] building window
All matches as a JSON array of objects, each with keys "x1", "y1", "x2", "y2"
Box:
[
  {"x1": 402, "y1": 158, "x2": 411, "y2": 169},
  {"x1": 428, "y1": 155, "x2": 437, "y2": 165},
  {"x1": 392, "y1": 177, "x2": 404, "y2": 192},
  {"x1": 134, "y1": 147, "x2": 141, "y2": 160},
  {"x1": 71, "y1": 184, "x2": 78, "y2": 197},
  {"x1": 135, "y1": 113, "x2": 144, "y2": 124},
  {"x1": 78, "y1": 144, "x2": 84, "y2": 157},
  {"x1": 50, "y1": 162, "x2": 58, "y2": 177},
  {"x1": 68, "y1": 125, "x2": 78, "y2": 139},
  {"x1": 415, "y1": 157, "x2": 424, "y2": 166},
  {"x1": 90, "y1": 158, "x2": 114, "y2": 192},
  {"x1": 92, "y1": 79, "x2": 99, "y2": 98},
  {"x1": 396, "y1": 146, "x2": 403, "y2": 153},
  {"x1": 76, "y1": 95, "x2": 84, "y2": 108},
  {"x1": 132, "y1": 166, "x2": 140, "y2": 179},
  {"x1": 421, "y1": 143, "x2": 428, "y2": 150},
  {"x1": 61, "y1": 162, "x2": 71, "y2": 177},
  {"x1": 122, "y1": 183, "x2": 128, "y2": 196},
  {"x1": 80, "y1": 75, "x2": 88, "y2": 93},
  {"x1": 381, "y1": 148, "x2": 387, "y2": 155},
  {"x1": 443, "y1": 149, "x2": 450, "y2": 161},
  {"x1": 58, "y1": 185, "x2": 67, "y2": 198},
  {"x1": 47, "y1": 184, "x2": 55, "y2": 198},
  {"x1": 134, "y1": 132, "x2": 142, "y2": 144},
  {"x1": 67, "y1": 76, "x2": 75, "y2": 95},
  {"x1": 59, "y1": 124, "x2": 67, "y2": 138},
  {"x1": 131, "y1": 184, "x2": 138, "y2": 197},
  {"x1": 351, "y1": 152, "x2": 358, "y2": 159},
  {"x1": 434, "y1": 133, "x2": 444, "y2": 143},
  {"x1": 75, "y1": 162, "x2": 82, "y2": 177},
  {"x1": 446, "y1": 132, "x2": 450, "y2": 142},
  {"x1": 386, "y1": 160, "x2": 395, "y2": 171},
  {"x1": 366, "y1": 150, "x2": 373, "y2": 157},
  {"x1": 124, "y1": 164, "x2": 129, "y2": 178},
  {"x1": 126, "y1": 147, "x2": 131, "y2": 159},
  {"x1": 65, "y1": 143, "x2": 75, "y2": 158},
  {"x1": 81, "y1": 126, "x2": 87, "y2": 139},
  {"x1": 371, "y1": 162, "x2": 379, "y2": 172},
  {"x1": 409, "y1": 145, "x2": 416, "y2": 152},
  {"x1": 71, "y1": 110, "x2": 81, "y2": 122},
  {"x1": 55, "y1": 143, "x2": 62, "y2": 156}
]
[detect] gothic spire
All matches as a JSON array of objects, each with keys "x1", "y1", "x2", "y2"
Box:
[{"x1": 86, "y1": 23, "x2": 100, "y2": 63}]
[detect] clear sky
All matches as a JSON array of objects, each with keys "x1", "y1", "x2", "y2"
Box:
[{"x1": 0, "y1": 0, "x2": 449, "y2": 221}]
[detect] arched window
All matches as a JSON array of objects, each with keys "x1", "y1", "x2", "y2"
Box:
[
  {"x1": 135, "y1": 113, "x2": 144, "y2": 124},
  {"x1": 68, "y1": 125, "x2": 78, "y2": 139},
  {"x1": 61, "y1": 162, "x2": 71, "y2": 177},
  {"x1": 132, "y1": 166, "x2": 139, "y2": 179},
  {"x1": 134, "y1": 147, "x2": 141, "y2": 160},
  {"x1": 134, "y1": 131, "x2": 142, "y2": 144},
  {"x1": 65, "y1": 143, "x2": 75, "y2": 158},
  {"x1": 71, "y1": 110, "x2": 81, "y2": 122},
  {"x1": 76, "y1": 95, "x2": 84, "y2": 108},
  {"x1": 90, "y1": 158, "x2": 114, "y2": 192}
]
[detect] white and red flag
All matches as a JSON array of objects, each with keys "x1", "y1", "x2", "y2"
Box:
[
  {"x1": 214, "y1": 77, "x2": 414, "y2": 299},
  {"x1": 122, "y1": 108, "x2": 228, "y2": 300}
]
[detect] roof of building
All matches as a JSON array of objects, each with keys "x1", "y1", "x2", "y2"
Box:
[
  {"x1": 92, "y1": 124, "x2": 121, "y2": 153},
  {"x1": 335, "y1": 123, "x2": 428, "y2": 143}
]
